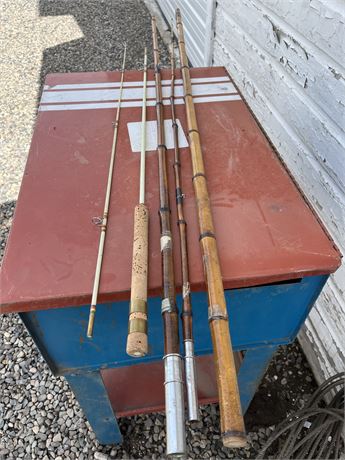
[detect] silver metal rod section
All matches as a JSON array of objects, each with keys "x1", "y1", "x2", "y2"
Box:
[
  {"x1": 164, "y1": 353, "x2": 186, "y2": 458},
  {"x1": 139, "y1": 47, "x2": 148, "y2": 204},
  {"x1": 86, "y1": 45, "x2": 127, "y2": 338},
  {"x1": 184, "y1": 340, "x2": 199, "y2": 422}
]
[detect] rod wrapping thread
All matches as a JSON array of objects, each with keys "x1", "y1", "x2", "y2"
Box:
[
  {"x1": 176, "y1": 9, "x2": 246, "y2": 448},
  {"x1": 127, "y1": 203, "x2": 149, "y2": 357}
]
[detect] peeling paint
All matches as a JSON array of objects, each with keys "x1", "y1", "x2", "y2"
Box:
[
  {"x1": 264, "y1": 14, "x2": 309, "y2": 60},
  {"x1": 329, "y1": 67, "x2": 344, "y2": 80},
  {"x1": 213, "y1": 0, "x2": 345, "y2": 381}
]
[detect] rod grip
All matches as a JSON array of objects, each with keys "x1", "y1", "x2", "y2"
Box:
[{"x1": 127, "y1": 204, "x2": 149, "y2": 357}]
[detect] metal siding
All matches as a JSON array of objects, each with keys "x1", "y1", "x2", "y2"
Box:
[
  {"x1": 213, "y1": 0, "x2": 345, "y2": 382},
  {"x1": 157, "y1": 0, "x2": 215, "y2": 66}
]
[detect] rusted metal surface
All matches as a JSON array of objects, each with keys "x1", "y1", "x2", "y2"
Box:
[{"x1": 0, "y1": 67, "x2": 340, "y2": 314}]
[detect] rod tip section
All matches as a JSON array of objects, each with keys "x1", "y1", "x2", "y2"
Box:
[
  {"x1": 126, "y1": 332, "x2": 148, "y2": 357},
  {"x1": 222, "y1": 431, "x2": 247, "y2": 449}
]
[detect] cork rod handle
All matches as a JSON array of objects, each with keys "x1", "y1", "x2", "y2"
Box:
[{"x1": 126, "y1": 203, "x2": 149, "y2": 357}]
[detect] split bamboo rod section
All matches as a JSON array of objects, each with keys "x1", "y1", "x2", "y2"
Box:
[
  {"x1": 152, "y1": 16, "x2": 186, "y2": 458},
  {"x1": 126, "y1": 48, "x2": 149, "y2": 357},
  {"x1": 176, "y1": 9, "x2": 247, "y2": 448},
  {"x1": 86, "y1": 46, "x2": 127, "y2": 339},
  {"x1": 169, "y1": 33, "x2": 199, "y2": 423}
]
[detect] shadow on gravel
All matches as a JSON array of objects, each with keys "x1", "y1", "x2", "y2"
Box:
[
  {"x1": 245, "y1": 341, "x2": 318, "y2": 432},
  {"x1": 36, "y1": 0, "x2": 169, "y2": 110}
]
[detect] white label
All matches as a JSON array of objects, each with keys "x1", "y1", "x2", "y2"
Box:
[{"x1": 127, "y1": 119, "x2": 188, "y2": 153}]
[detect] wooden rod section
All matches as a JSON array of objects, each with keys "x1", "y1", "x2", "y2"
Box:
[
  {"x1": 87, "y1": 46, "x2": 127, "y2": 338},
  {"x1": 169, "y1": 32, "x2": 199, "y2": 422},
  {"x1": 175, "y1": 9, "x2": 247, "y2": 449},
  {"x1": 152, "y1": 17, "x2": 186, "y2": 458}
]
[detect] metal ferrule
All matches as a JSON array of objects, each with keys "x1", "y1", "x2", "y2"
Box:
[
  {"x1": 164, "y1": 354, "x2": 186, "y2": 458},
  {"x1": 184, "y1": 340, "x2": 199, "y2": 422}
]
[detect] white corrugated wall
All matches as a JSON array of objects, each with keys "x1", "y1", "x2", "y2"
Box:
[
  {"x1": 156, "y1": 0, "x2": 345, "y2": 383},
  {"x1": 157, "y1": 0, "x2": 216, "y2": 66},
  {"x1": 213, "y1": 0, "x2": 345, "y2": 382}
]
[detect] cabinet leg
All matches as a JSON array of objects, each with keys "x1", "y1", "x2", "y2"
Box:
[
  {"x1": 238, "y1": 345, "x2": 279, "y2": 414},
  {"x1": 65, "y1": 371, "x2": 122, "y2": 445}
]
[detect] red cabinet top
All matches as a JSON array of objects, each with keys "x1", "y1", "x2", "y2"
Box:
[{"x1": 0, "y1": 67, "x2": 340, "y2": 313}]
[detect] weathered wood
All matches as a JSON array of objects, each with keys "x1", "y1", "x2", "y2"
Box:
[{"x1": 213, "y1": 0, "x2": 345, "y2": 383}]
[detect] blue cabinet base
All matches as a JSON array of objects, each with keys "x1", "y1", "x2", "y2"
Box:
[{"x1": 19, "y1": 275, "x2": 327, "y2": 444}]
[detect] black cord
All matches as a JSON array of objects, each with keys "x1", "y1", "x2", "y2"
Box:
[{"x1": 256, "y1": 372, "x2": 344, "y2": 459}]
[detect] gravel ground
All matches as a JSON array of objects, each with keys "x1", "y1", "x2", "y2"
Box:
[
  {"x1": 0, "y1": 1, "x2": 324, "y2": 459},
  {"x1": 0, "y1": 302, "x2": 318, "y2": 459}
]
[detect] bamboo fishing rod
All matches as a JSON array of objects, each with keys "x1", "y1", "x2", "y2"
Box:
[
  {"x1": 175, "y1": 9, "x2": 247, "y2": 448},
  {"x1": 127, "y1": 48, "x2": 149, "y2": 357},
  {"x1": 87, "y1": 46, "x2": 127, "y2": 338},
  {"x1": 169, "y1": 32, "x2": 199, "y2": 423},
  {"x1": 152, "y1": 17, "x2": 186, "y2": 458}
]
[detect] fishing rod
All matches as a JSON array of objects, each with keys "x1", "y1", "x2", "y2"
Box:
[
  {"x1": 127, "y1": 48, "x2": 149, "y2": 357},
  {"x1": 169, "y1": 31, "x2": 199, "y2": 422},
  {"x1": 87, "y1": 46, "x2": 127, "y2": 338},
  {"x1": 175, "y1": 9, "x2": 247, "y2": 448},
  {"x1": 152, "y1": 16, "x2": 186, "y2": 458}
]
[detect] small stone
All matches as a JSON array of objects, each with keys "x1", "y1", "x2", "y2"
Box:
[
  {"x1": 281, "y1": 378, "x2": 287, "y2": 385},
  {"x1": 53, "y1": 433, "x2": 62, "y2": 443},
  {"x1": 94, "y1": 453, "x2": 109, "y2": 460},
  {"x1": 144, "y1": 419, "x2": 153, "y2": 429}
]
